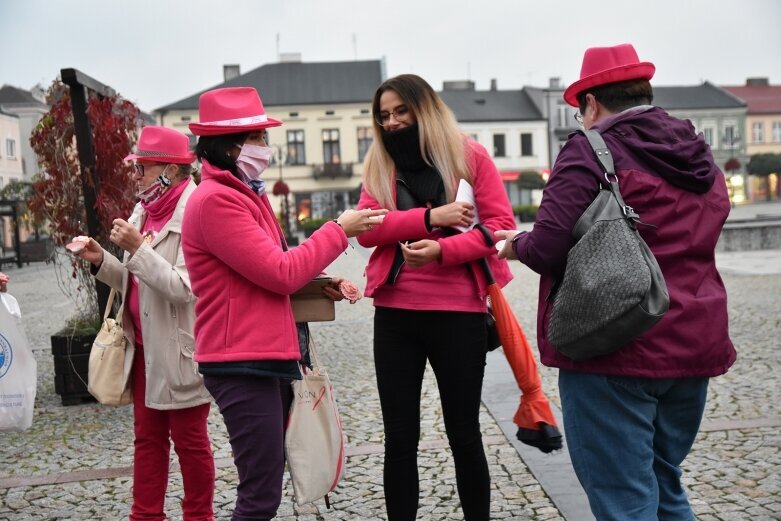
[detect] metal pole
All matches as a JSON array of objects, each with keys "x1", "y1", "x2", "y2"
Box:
[{"x1": 60, "y1": 68, "x2": 113, "y2": 319}]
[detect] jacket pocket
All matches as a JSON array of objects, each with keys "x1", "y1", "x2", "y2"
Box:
[{"x1": 167, "y1": 328, "x2": 204, "y2": 395}]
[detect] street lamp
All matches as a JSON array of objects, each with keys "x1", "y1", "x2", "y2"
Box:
[
  {"x1": 722, "y1": 130, "x2": 746, "y2": 205},
  {"x1": 271, "y1": 145, "x2": 292, "y2": 239}
]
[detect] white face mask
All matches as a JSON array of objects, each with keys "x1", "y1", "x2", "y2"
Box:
[
  {"x1": 235, "y1": 144, "x2": 273, "y2": 181},
  {"x1": 136, "y1": 166, "x2": 171, "y2": 205}
]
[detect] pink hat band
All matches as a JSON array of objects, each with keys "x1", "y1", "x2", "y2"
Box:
[{"x1": 195, "y1": 114, "x2": 270, "y2": 127}]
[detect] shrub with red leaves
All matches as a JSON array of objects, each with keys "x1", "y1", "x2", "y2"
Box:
[{"x1": 28, "y1": 80, "x2": 138, "y2": 324}]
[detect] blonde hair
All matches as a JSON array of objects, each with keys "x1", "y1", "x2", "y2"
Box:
[{"x1": 363, "y1": 74, "x2": 471, "y2": 209}]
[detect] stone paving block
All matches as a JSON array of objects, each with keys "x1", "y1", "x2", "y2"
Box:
[{"x1": 1, "y1": 248, "x2": 780, "y2": 519}]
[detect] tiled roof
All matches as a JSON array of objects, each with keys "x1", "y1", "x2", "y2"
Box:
[
  {"x1": 156, "y1": 60, "x2": 384, "y2": 112},
  {"x1": 652, "y1": 82, "x2": 746, "y2": 110},
  {"x1": 0, "y1": 84, "x2": 46, "y2": 106},
  {"x1": 722, "y1": 85, "x2": 781, "y2": 114},
  {"x1": 438, "y1": 89, "x2": 544, "y2": 122}
]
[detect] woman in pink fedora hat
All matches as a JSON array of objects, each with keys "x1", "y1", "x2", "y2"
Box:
[
  {"x1": 73, "y1": 125, "x2": 215, "y2": 520},
  {"x1": 497, "y1": 43, "x2": 734, "y2": 520},
  {"x1": 182, "y1": 86, "x2": 386, "y2": 520}
]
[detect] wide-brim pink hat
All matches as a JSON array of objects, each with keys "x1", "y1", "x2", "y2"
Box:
[
  {"x1": 563, "y1": 43, "x2": 655, "y2": 107},
  {"x1": 189, "y1": 87, "x2": 282, "y2": 136},
  {"x1": 124, "y1": 125, "x2": 195, "y2": 164}
]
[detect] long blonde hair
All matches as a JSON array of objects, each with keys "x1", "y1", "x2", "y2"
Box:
[{"x1": 363, "y1": 74, "x2": 470, "y2": 209}]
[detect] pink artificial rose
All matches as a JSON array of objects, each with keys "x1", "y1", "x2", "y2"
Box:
[
  {"x1": 339, "y1": 280, "x2": 363, "y2": 304},
  {"x1": 66, "y1": 235, "x2": 90, "y2": 253}
]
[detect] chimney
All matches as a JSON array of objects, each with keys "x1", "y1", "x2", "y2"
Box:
[
  {"x1": 223, "y1": 64, "x2": 241, "y2": 82},
  {"x1": 279, "y1": 52, "x2": 302, "y2": 63},
  {"x1": 442, "y1": 80, "x2": 476, "y2": 91},
  {"x1": 746, "y1": 77, "x2": 769, "y2": 87},
  {"x1": 490, "y1": 78, "x2": 497, "y2": 91},
  {"x1": 549, "y1": 77, "x2": 561, "y2": 89}
]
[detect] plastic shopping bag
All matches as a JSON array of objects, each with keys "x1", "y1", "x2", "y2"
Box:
[{"x1": 0, "y1": 293, "x2": 36, "y2": 432}]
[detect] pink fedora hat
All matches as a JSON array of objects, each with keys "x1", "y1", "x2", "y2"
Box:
[
  {"x1": 188, "y1": 87, "x2": 282, "y2": 136},
  {"x1": 563, "y1": 43, "x2": 655, "y2": 107},
  {"x1": 124, "y1": 126, "x2": 195, "y2": 164}
]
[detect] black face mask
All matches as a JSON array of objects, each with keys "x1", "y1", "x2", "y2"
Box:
[{"x1": 381, "y1": 123, "x2": 428, "y2": 172}]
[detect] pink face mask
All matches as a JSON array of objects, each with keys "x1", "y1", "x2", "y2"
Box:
[{"x1": 236, "y1": 144, "x2": 273, "y2": 181}]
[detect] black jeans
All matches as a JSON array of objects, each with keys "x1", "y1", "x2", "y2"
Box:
[{"x1": 374, "y1": 307, "x2": 490, "y2": 521}]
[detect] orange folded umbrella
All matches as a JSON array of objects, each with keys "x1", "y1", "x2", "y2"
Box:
[{"x1": 476, "y1": 225, "x2": 562, "y2": 453}]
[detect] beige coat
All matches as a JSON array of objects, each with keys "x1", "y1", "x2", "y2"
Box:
[{"x1": 95, "y1": 181, "x2": 211, "y2": 410}]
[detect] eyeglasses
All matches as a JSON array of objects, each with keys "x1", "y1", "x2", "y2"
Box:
[
  {"x1": 375, "y1": 105, "x2": 410, "y2": 127},
  {"x1": 574, "y1": 112, "x2": 584, "y2": 126},
  {"x1": 134, "y1": 163, "x2": 167, "y2": 176}
]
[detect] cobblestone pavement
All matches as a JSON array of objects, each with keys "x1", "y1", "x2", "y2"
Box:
[{"x1": 0, "y1": 241, "x2": 779, "y2": 520}]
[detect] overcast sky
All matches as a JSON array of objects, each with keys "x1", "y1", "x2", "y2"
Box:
[{"x1": 2, "y1": 0, "x2": 779, "y2": 113}]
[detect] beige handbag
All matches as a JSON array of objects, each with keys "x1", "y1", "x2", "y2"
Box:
[
  {"x1": 88, "y1": 288, "x2": 134, "y2": 406},
  {"x1": 285, "y1": 334, "x2": 345, "y2": 507}
]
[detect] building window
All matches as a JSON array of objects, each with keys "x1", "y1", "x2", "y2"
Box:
[
  {"x1": 289, "y1": 112, "x2": 299, "y2": 117},
  {"x1": 724, "y1": 125, "x2": 739, "y2": 148},
  {"x1": 357, "y1": 127, "x2": 372, "y2": 163},
  {"x1": 322, "y1": 129, "x2": 341, "y2": 164},
  {"x1": 5, "y1": 139, "x2": 16, "y2": 159},
  {"x1": 557, "y1": 105, "x2": 568, "y2": 128},
  {"x1": 703, "y1": 128, "x2": 715, "y2": 147},
  {"x1": 493, "y1": 134, "x2": 506, "y2": 157},
  {"x1": 520, "y1": 133, "x2": 533, "y2": 157},
  {"x1": 286, "y1": 130, "x2": 306, "y2": 165},
  {"x1": 325, "y1": 110, "x2": 335, "y2": 116},
  {"x1": 773, "y1": 122, "x2": 781, "y2": 143},
  {"x1": 752, "y1": 122, "x2": 764, "y2": 143}
]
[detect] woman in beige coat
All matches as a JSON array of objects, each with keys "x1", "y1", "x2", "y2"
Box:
[{"x1": 75, "y1": 126, "x2": 214, "y2": 521}]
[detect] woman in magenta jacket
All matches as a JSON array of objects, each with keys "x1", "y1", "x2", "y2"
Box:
[
  {"x1": 356, "y1": 74, "x2": 515, "y2": 521},
  {"x1": 182, "y1": 87, "x2": 385, "y2": 520}
]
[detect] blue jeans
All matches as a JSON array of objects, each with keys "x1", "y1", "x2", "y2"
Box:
[{"x1": 559, "y1": 371, "x2": 708, "y2": 521}]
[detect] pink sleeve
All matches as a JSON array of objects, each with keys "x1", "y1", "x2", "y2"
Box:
[
  {"x1": 438, "y1": 141, "x2": 517, "y2": 266},
  {"x1": 356, "y1": 184, "x2": 430, "y2": 247}
]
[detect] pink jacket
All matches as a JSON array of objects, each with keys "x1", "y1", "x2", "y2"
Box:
[
  {"x1": 357, "y1": 140, "x2": 515, "y2": 301},
  {"x1": 182, "y1": 161, "x2": 347, "y2": 363}
]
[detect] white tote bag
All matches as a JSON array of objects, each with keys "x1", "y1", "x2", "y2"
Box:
[
  {"x1": 285, "y1": 334, "x2": 346, "y2": 506},
  {"x1": 0, "y1": 293, "x2": 37, "y2": 432}
]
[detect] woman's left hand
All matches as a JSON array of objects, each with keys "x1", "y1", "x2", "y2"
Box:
[
  {"x1": 400, "y1": 239, "x2": 441, "y2": 267},
  {"x1": 110, "y1": 218, "x2": 144, "y2": 254},
  {"x1": 322, "y1": 276, "x2": 346, "y2": 302}
]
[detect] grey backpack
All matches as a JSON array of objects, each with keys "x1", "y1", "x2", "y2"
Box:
[{"x1": 547, "y1": 129, "x2": 669, "y2": 360}]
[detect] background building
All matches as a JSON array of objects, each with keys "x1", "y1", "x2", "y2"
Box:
[
  {"x1": 155, "y1": 56, "x2": 385, "y2": 227},
  {"x1": 723, "y1": 78, "x2": 781, "y2": 201},
  {"x1": 525, "y1": 77, "x2": 580, "y2": 168},
  {"x1": 439, "y1": 79, "x2": 549, "y2": 206},
  {"x1": 0, "y1": 84, "x2": 49, "y2": 181}
]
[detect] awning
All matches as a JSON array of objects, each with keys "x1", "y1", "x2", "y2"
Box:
[{"x1": 501, "y1": 171, "x2": 520, "y2": 181}]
